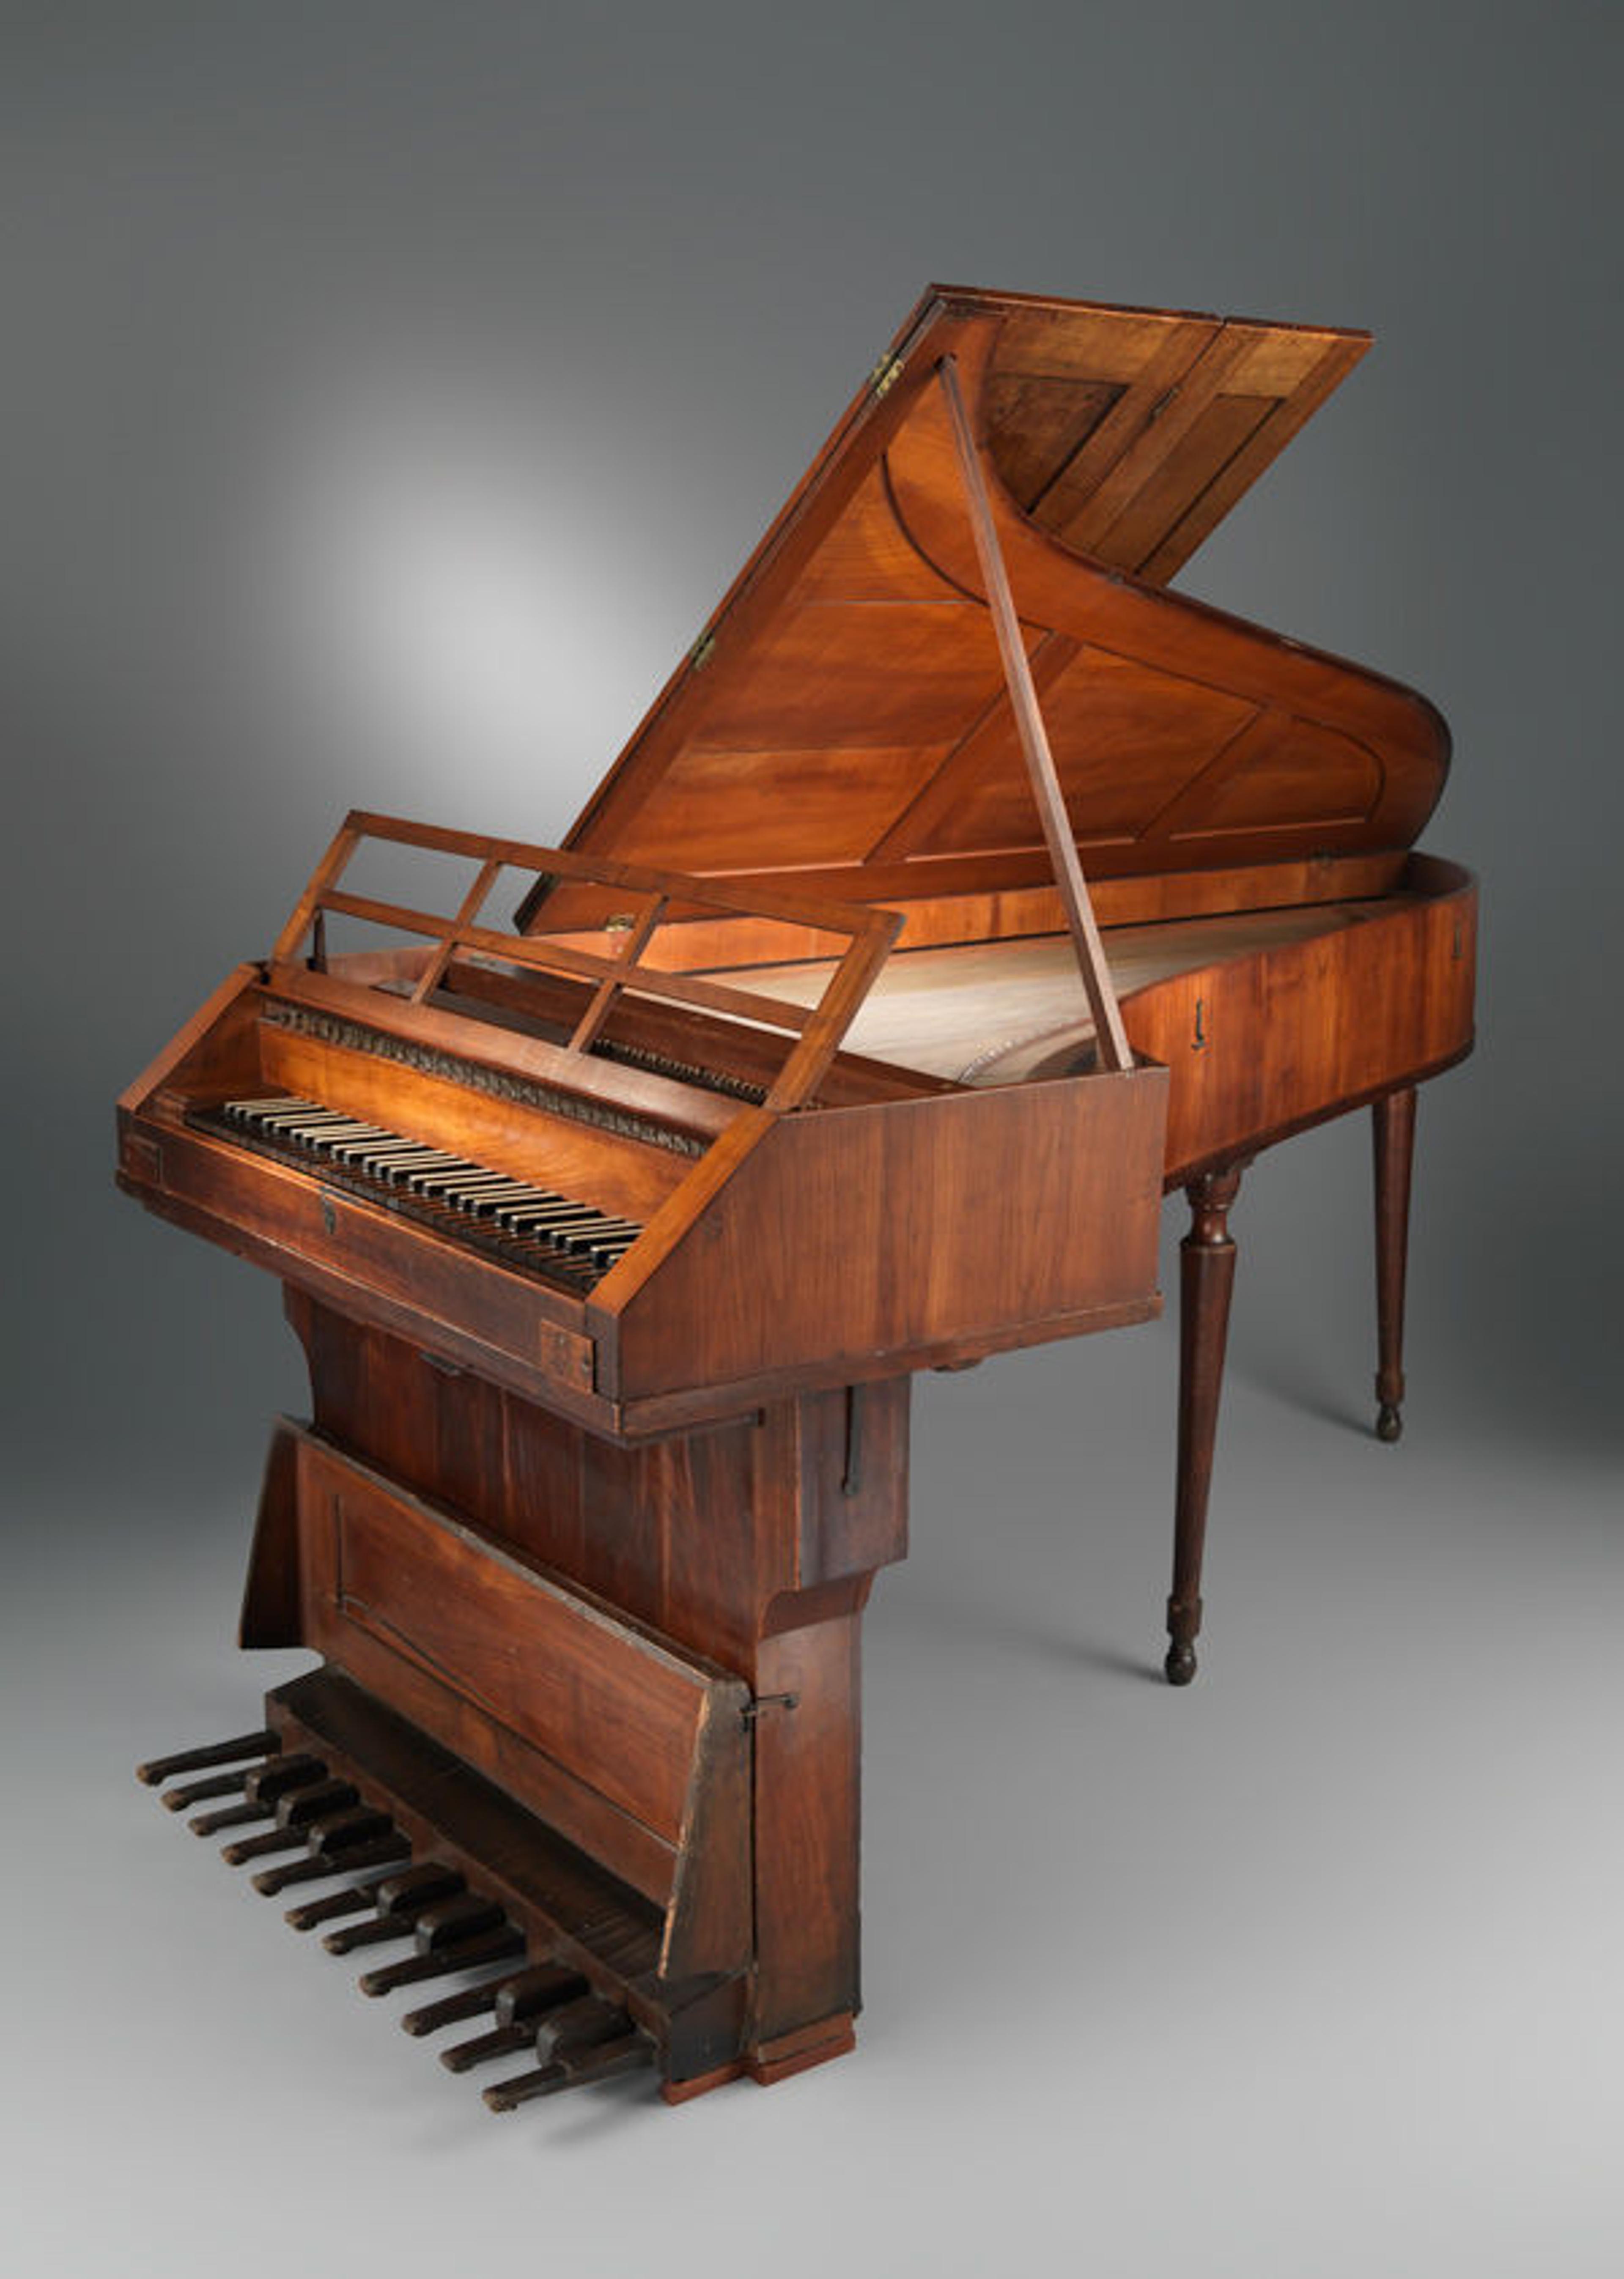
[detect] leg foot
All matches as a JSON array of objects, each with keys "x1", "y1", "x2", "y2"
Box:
[
  {"x1": 1164, "y1": 1638, "x2": 1198, "y2": 1687},
  {"x1": 1376, "y1": 1401, "x2": 1403, "y2": 1444}
]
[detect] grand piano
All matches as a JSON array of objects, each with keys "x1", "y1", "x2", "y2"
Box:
[{"x1": 122, "y1": 285, "x2": 1476, "y2": 2111}]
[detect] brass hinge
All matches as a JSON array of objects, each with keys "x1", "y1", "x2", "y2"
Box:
[
  {"x1": 689, "y1": 630, "x2": 717, "y2": 671},
  {"x1": 869, "y1": 351, "x2": 905, "y2": 399}
]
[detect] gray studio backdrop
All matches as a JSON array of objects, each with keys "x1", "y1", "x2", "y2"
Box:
[{"x1": 2, "y1": 7, "x2": 1619, "y2": 2278}]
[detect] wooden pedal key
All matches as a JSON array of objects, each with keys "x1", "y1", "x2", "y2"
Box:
[
  {"x1": 136, "y1": 1733, "x2": 279, "y2": 1789},
  {"x1": 439, "y1": 1961, "x2": 590, "y2": 2073},
  {"x1": 220, "y1": 1777, "x2": 359, "y2": 1863},
  {"x1": 285, "y1": 1877, "x2": 400, "y2": 1932},
  {"x1": 252, "y1": 1831, "x2": 410, "y2": 1898},
  {"x1": 322, "y1": 1863, "x2": 468, "y2": 1955},
  {"x1": 483, "y1": 1997, "x2": 650, "y2": 2111},
  {"x1": 160, "y1": 1769, "x2": 258, "y2": 1813},
  {"x1": 189, "y1": 1753, "x2": 327, "y2": 1836},
  {"x1": 358, "y1": 1895, "x2": 524, "y2": 1998}
]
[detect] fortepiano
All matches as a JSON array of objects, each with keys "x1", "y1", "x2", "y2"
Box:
[{"x1": 121, "y1": 284, "x2": 1476, "y2": 2112}]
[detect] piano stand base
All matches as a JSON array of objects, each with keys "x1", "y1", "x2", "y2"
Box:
[{"x1": 659, "y1": 2013, "x2": 858, "y2": 2103}]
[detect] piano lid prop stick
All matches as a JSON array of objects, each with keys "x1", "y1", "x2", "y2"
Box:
[{"x1": 936, "y1": 354, "x2": 1133, "y2": 1075}]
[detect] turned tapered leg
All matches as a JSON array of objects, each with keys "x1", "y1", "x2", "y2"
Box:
[
  {"x1": 1372, "y1": 1086, "x2": 1416, "y2": 1444},
  {"x1": 1166, "y1": 1165, "x2": 1244, "y2": 1687}
]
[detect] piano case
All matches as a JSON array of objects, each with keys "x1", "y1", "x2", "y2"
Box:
[{"x1": 122, "y1": 283, "x2": 1472, "y2": 2114}]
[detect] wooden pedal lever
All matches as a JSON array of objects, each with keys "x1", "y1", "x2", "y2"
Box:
[
  {"x1": 483, "y1": 1999, "x2": 650, "y2": 2111},
  {"x1": 439, "y1": 1962, "x2": 591, "y2": 2073},
  {"x1": 304, "y1": 1804, "x2": 395, "y2": 1859},
  {"x1": 220, "y1": 1778, "x2": 360, "y2": 1863},
  {"x1": 190, "y1": 1754, "x2": 327, "y2": 1835},
  {"x1": 285, "y1": 1862, "x2": 424, "y2": 1933},
  {"x1": 252, "y1": 1832, "x2": 409, "y2": 1897},
  {"x1": 323, "y1": 1864, "x2": 469, "y2": 1955},
  {"x1": 234, "y1": 1803, "x2": 387, "y2": 1879},
  {"x1": 359, "y1": 1898, "x2": 524, "y2": 1998},
  {"x1": 359, "y1": 1927, "x2": 526, "y2": 1999},
  {"x1": 161, "y1": 1769, "x2": 257, "y2": 1813},
  {"x1": 136, "y1": 1733, "x2": 279, "y2": 1788},
  {"x1": 401, "y1": 1969, "x2": 532, "y2": 2039}
]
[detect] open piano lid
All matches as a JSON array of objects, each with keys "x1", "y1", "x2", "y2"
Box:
[{"x1": 562, "y1": 285, "x2": 1450, "y2": 901}]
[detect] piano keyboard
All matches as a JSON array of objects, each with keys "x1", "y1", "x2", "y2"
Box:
[{"x1": 191, "y1": 1095, "x2": 642, "y2": 1293}]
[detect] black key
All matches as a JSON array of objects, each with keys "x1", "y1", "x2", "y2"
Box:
[
  {"x1": 258, "y1": 1110, "x2": 351, "y2": 1135},
  {"x1": 571, "y1": 1218, "x2": 641, "y2": 1251},
  {"x1": 502, "y1": 1203, "x2": 603, "y2": 1235},
  {"x1": 277, "y1": 1115, "x2": 376, "y2": 1141},
  {"x1": 405, "y1": 1163, "x2": 487, "y2": 1197},
  {"x1": 433, "y1": 1176, "x2": 518, "y2": 1205},
  {"x1": 463, "y1": 1184, "x2": 560, "y2": 1218},
  {"x1": 373, "y1": 1148, "x2": 465, "y2": 1183},
  {"x1": 549, "y1": 1222, "x2": 631, "y2": 1258},
  {"x1": 323, "y1": 1130, "x2": 404, "y2": 1163}
]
